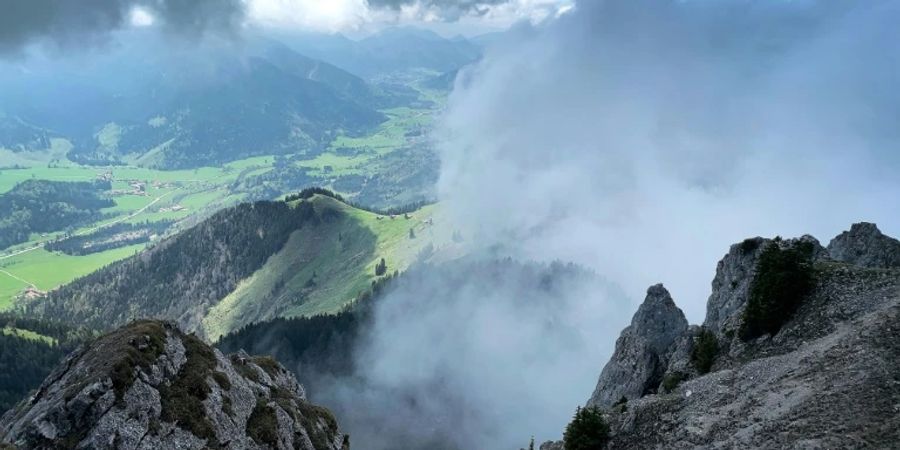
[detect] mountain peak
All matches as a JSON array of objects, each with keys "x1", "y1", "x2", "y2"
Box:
[
  {"x1": 587, "y1": 283, "x2": 687, "y2": 408},
  {"x1": 0, "y1": 320, "x2": 347, "y2": 450},
  {"x1": 631, "y1": 284, "x2": 688, "y2": 354},
  {"x1": 828, "y1": 222, "x2": 900, "y2": 268}
]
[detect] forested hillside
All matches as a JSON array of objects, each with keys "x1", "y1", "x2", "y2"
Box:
[
  {"x1": 0, "y1": 314, "x2": 94, "y2": 415},
  {"x1": 94, "y1": 57, "x2": 387, "y2": 169},
  {"x1": 30, "y1": 200, "x2": 318, "y2": 333},
  {"x1": 25, "y1": 191, "x2": 448, "y2": 339},
  {"x1": 0, "y1": 180, "x2": 113, "y2": 250},
  {"x1": 216, "y1": 273, "x2": 393, "y2": 385}
]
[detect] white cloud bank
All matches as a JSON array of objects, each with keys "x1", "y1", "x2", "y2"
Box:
[
  {"x1": 437, "y1": 0, "x2": 900, "y2": 321},
  {"x1": 316, "y1": 4, "x2": 900, "y2": 448},
  {"x1": 246, "y1": 0, "x2": 573, "y2": 33}
]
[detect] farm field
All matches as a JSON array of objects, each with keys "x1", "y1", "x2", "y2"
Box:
[{"x1": 0, "y1": 245, "x2": 144, "y2": 311}]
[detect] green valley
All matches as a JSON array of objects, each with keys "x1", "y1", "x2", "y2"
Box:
[{"x1": 0, "y1": 86, "x2": 445, "y2": 312}]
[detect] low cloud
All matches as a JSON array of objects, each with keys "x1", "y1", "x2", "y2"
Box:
[
  {"x1": 318, "y1": 260, "x2": 629, "y2": 449},
  {"x1": 315, "y1": 2, "x2": 900, "y2": 448},
  {"x1": 438, "y1": 0, "x2": 900, "y2": 321}
]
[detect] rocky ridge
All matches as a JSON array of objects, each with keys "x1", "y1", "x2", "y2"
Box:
[
  {"x1": 0, "y1": 320, "x2": 347, "y2": 450},
  {"x1": 551, "y1": 222, "x2": 900, "y2": 448},
  {"x1": 827, "y1": 222, "x2": 900, "y2": 269}
]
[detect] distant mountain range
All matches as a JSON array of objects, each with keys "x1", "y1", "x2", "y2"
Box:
[
  {"x1": 274, "y1": 27, "x2": 483, "y2": 80},
  {"x1": 0, "y1": 117, "x2": 52, "y2": 154},
  {"x1": 0, "y1": 28, "x2": 480, "y2": 170}
]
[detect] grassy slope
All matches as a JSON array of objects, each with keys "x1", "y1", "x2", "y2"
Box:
[
  {"x1": 202, "y1": 195, "x2": 449, "y2": 341},
  {"x1": 1, "y1": 326, "x2": 57, "y2": 345},
  {"x1": 0, "y1": 138, "x2": 72, "y2": 169}
]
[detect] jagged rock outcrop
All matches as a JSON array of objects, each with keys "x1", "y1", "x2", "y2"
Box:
[
  {"x1": 703, "y1": 235, "x2": 827, "y2": 340},
  {"x1": 568, "y1": 223, "x2": 900, "y2": 449},
  {"x1": 828, "y1": 222, "x2": 900, "y2": 269},
  {"x1": 587, "y1": 284, "x2": 688, "y2": 408},
  {"x1": 0, "y1": 321, "x2": 348, "y2": 450}
]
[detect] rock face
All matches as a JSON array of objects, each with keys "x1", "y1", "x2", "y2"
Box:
[
  {"x1": 571, "y1": 224, "x2": 900, "y2": 449},
  {"x1": 827, "y1": 222, "x2": 900, "y2": 269},
  {"x1": 587, "y1": 284, "x2": 688, "y2": 408},
  {"x1": 701, "y1": 236, "x2": 769, "y2": 337},
  {"x1": 703, "y1": 235, "x2": 827, "y2": 339},
  {"x1": 0, "y1": 321, "x2": 348, "y2": 450}
]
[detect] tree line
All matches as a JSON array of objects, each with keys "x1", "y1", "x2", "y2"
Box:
[
  {"x1": 0, "y1": 180, "x2": 113, "y2": 250},
  {"x1": 0, "y1": 313, "x2": 95, "y2": 415},
  {"x1": 45, "y1": 220, "x2": 173, "y2": 256}
]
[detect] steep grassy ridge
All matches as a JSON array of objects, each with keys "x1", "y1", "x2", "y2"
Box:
[
  {"x1": 202, "y1": 195, "x2": 445, "y2": 340},
  {"x1": 24, "y1": 193, "x2": 451, "y2": 340}
]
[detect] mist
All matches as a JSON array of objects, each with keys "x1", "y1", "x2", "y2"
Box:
[
  {"x1": 315, "y1": 260, "x2": 630, "y2": 449},
  {"x1": 439, "y1": 0, "x2": 900, "y2": 321},
  {"x1": 315, "y1": 1, "x2": 900, "y2": 448}
]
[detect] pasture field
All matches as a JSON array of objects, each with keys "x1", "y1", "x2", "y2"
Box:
[{"x1": 0, "y1": 245, "x2": 145, "y2": 311}]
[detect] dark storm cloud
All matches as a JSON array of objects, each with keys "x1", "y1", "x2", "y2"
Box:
[{"x1": 0, "y1": 0, "x2": 245, "y2": 54}]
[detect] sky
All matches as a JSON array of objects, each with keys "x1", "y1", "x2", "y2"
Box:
[
  {"x1": 0, "y1": 0, "x2": 573, "y2": 56},
  {"x1": 247, "y1": 0, "x2": 573, "y2": 36}
]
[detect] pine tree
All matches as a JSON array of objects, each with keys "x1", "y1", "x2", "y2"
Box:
[
  {"x1": 563, "y1": 406, "x2": 609, "y2": 450},
  {"x1": 375, "y1": 258, "x2": 387, "y2": 276}
]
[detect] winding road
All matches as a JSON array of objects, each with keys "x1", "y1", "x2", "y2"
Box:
[{"x1": 0, "y1": 190, "x2": 175, "y2": 288}]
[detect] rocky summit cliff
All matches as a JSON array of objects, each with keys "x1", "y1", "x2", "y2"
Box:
[
  {"x1": 0, "y1": 321, "x2": 347, "y2": 450},
  {"x1": 551, "y1": 222, "x2": 900, "y2": 449}
]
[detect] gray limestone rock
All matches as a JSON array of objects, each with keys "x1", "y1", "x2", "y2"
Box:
[
  {"x1": 563, "y1": 225, "x2": 900, "y2": 448},
  {"x1": 587, "y1": 284, "x2": 688, "y2": 408},
  {"x1": 827, "y1": 222, "x2": 900, "y2": 268},
  {"x1": 0, "y1": 320, "x2": 348, "y2": 450}
]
